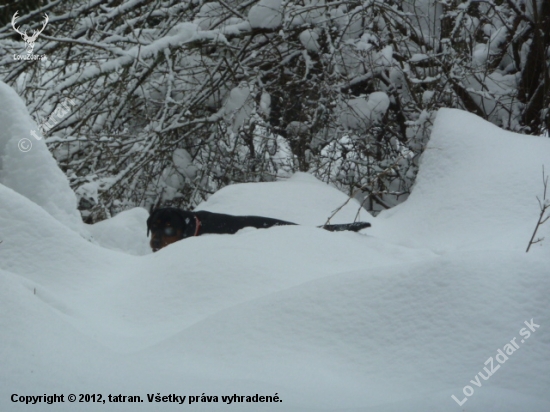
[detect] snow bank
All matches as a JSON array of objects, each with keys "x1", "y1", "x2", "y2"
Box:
[
  {"x1": 196, "y1": 172, "x2": 373, "y2": 225},
  {"x1": 148, "y1": 250, "x2": 549, "y2": 411},
  {"x1": 0, "y1": 81, "x2": 85, "y2": 235},
  {"x1": 1, "y1": 108, "x2": 549, "y2": 412},
  {"x1": 372, "y1": 108, "x2": 550, "y2": 252},
  {"x1": 87, "y1": 207, "x2": 151, "y2": 256}
]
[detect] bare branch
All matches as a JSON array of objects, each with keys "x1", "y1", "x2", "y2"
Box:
[{"x1": 526, "y1": 166, "x2": 550, "y2": 252}]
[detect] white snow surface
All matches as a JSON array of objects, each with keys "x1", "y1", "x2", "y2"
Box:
[
  {"x1": 86, "y1": 207, "x2": 151, "y2": 256},
  {"x1": 0, "y1": 81, "x2": 85, "y2": 236},
  {"x1": 371, "y1": 108, "x2": 550, "y2": 253},
  {"x1": 195, "y1": 172, "x2": 372, "y2": 226},
  {"x1": 1, "y1": 108, "x2": 549, "y2": 412}
]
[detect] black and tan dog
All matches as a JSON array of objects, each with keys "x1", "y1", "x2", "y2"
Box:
[{"x1": 147, "y1": 208, "x2": 371, "y2": 252}]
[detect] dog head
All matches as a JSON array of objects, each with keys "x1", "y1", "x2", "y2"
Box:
[{"x1": 147, "y1": 208, "x2": 194, "y2": 252}]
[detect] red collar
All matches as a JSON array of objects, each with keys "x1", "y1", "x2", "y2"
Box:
[{"x1": 193, "y1": 215, "x2": 201, "y2": 236}]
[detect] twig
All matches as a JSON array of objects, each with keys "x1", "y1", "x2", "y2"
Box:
[
  {"x1": 324, "y1": 154, "x2": 406, "y2": 226},
  {"x1": 526, "y1": 166, "x2": 550, "y2": 252}
]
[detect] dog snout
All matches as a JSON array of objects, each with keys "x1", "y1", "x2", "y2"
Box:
[{"x1": 150, "y1": 236, "x2": 162, "y2": 251}]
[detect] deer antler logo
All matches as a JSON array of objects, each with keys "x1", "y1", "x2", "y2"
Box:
[{"x1": 12, "y1": 11, "x2": 49, "y2": 54}]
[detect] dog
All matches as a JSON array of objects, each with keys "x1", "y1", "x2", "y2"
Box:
[{"x1": 147, "y1": 207, "x2": 371, "y2": 252}]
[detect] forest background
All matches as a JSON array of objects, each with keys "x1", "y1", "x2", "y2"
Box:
[{"x1": 0, "y1": 0, "x2": 548, "y2": 222}]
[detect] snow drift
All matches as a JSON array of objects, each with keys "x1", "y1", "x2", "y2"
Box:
[
  {"x1": 371, "y1": 108, "x2": 550, "y2": 253},
  {"x1": 0, "y1": 81, "x2": 85, "y2": 235},
  {"x1": 0, "y1": 103, "x2": 549, "y2": 412}
]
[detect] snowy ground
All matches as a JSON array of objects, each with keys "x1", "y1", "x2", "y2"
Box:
[{"x1": 1, "y1": 80, "x2": 549, "y2": 412}]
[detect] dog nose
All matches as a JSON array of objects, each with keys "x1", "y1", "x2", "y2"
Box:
[{"x1": 151, "y1": 237, "x2": 161, "y2": 250}]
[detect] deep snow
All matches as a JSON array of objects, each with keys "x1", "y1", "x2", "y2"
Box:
[{"x1": 0, "y1": 79, "x2": 549, "y2": 412}]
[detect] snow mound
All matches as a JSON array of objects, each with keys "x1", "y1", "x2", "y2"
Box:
[
  {"x1": 0, "y1": 81, "x2": 85, "y2": 235},
  {"x1": 87, "y1": 207, "x2": 151, "y2": 256},
  {"x1": 371, "y1": 108, "x2": 550, "y2": 252},
  {"x1": 0, "y1": 184, "x2": 125, "y2": 284},
  {"x1": 196, "y1": 172, "x2": 373, "y2": 225},
  {"x1": 1, "y1": 108, "x2": 549, "y2": 412},
  {"x1": 146, "y1": 250, "x2": 549, "y2": 411}
]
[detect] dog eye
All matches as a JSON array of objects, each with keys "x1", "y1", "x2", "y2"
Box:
[{"x1": 164, "y1": 227, "x2": 176, "y2": 236}]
